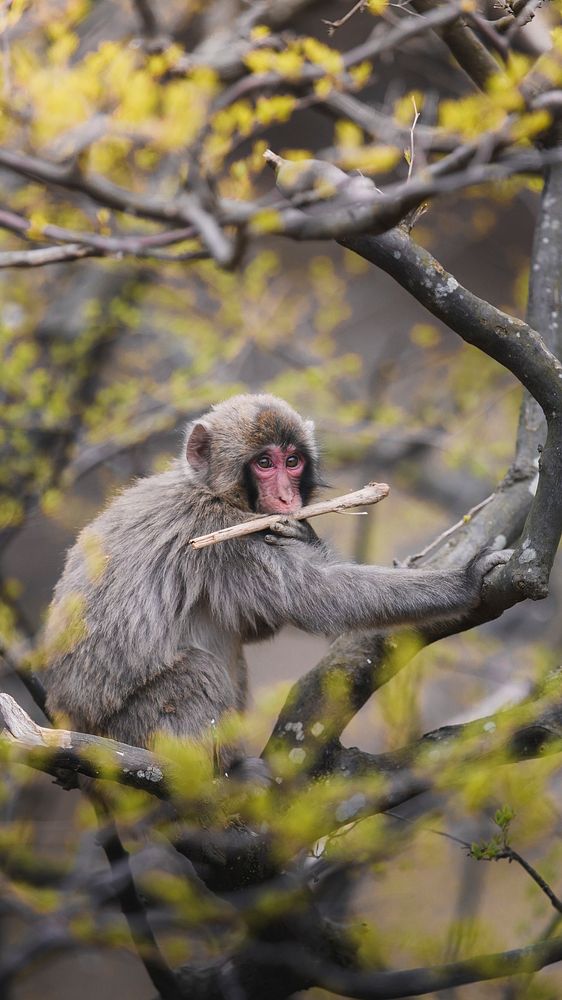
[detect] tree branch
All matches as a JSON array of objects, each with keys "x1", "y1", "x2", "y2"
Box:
[
  {"x1": 214, "y1": 933, "x2": 562, "y2": 1000},
  {"x1": 0, "y1": 244, "x2": 96, "y2": 267},
  {"x1": 411, "y1": 0, "x2": 500, "y2": 89},
  {"x1": 2, "y1": 143, "x2": 562, "y2": 268},
  {"x1": 267, "y1": 164, "x2": 562, "y2": 770},
  {"x1": 338, "y1": 224, "x2": 562, "y2": 602},
  {"x1": 94, "y1": 802, "x2": 184, "y2": 1000},
  {"x1": 0, "y1": 693, "x2": 171, "y2": 796}
]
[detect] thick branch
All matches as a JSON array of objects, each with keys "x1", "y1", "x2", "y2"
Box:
[
  {"x1": 95, "y1": 806, "x2": 184, "y2": 1000},
  {"x1": 268, "y1": 681, "x2": 562, "y2": 836},
  {"x1": 339, "y1": 225, "x2": 562, "y2": 601},
  {"x1": 162, "y1": 927, "x2": 562, "y2": 1000},
  {"x1": 514, "y1": 159, "x2": 562, "y2": 585},
  {"x1": 219, "y1": 934, "x2": 562, "y2": 1000},
  {"x1": 340, "y1": 228, "x2": 562, "y2": 413},
  {"x1": 0, "y1": 693, "x2": 171, "y2": 796},
  {"x1": 2, "y1": 145, "x2": 562, "y2": 263},
  {"x1": 269, "y1": 177, "x2": 562, "y2": 768},
  {"x1": 333, "y1": 686, "x2": 562, "y2": 783},
  {"x1": 411, "y1": 0, "x2": 499, "y2": 88}
]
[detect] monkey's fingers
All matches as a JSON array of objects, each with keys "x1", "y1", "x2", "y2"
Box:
[
  {"x1": 263, "y1": 519, "x2": 312, "y2": 546},
  {"x1": 480, "y1": 549, "x2": 514, "y2": 575}
]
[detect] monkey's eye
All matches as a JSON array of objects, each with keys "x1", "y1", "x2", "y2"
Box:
[
  {"x1": 256, "y1": 455, "x2": 273, "y2": 469},
  {"x1": 286, "y1": 454, "x2": 302, "y2": 469}
]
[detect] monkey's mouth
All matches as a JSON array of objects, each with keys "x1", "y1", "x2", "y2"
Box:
[{"x1": 259, "y1": 498, "x2": 302, "y2": 515}]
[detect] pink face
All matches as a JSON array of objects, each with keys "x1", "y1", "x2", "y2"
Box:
[{"x1": 251, "y1": 445, "x2": 305, "y2": 514}]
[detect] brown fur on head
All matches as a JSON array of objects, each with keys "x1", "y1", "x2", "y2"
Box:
[{"x1": 184, "y1": 394, "x2": 321, "y2": 510}]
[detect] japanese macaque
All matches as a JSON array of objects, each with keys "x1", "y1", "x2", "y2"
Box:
[{"x1": 44, "y1": 394, "x2": 510, "y2": 765}]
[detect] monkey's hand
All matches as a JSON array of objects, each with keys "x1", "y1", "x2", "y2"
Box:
[
  {"x1": 479, "y1": 548, "x2": 513, "y2": 574},
  {"x1": 471, "y1": 548, "x2": 513, "y2": 596},
  {"x1": 263, "y1": 517, "x2": 321, "y2": 547}
]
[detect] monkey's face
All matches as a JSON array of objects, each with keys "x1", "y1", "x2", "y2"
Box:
[
  {"x1": 249, "y1": 444, "x2": 305, "y2": 514},
  {"x1": 185, "y1": 394, "x2": 321, "y2": 511}
]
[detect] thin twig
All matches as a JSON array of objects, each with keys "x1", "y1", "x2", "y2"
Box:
[
  {"x1": 497, "y1": 849, "x2": 562, "y2": 915},
  {"x1": 406, "y1": 494, "x2": 495, "y2": 565},
  {"x1": 407, "y1": 96, "x2": 420, "y2": 180},
  {"x1": 322, "y1": 0, "x2": 367, "y2": 34}
]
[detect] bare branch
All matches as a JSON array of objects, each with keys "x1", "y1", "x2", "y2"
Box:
[
  {"x1": 411, "y1": 0, "x2": 500, "y2": 89},
  {"x1": 246, "y1": 145, "x2": 562, "y2": 247},
  {"x1": 227, "y1": 933, "x2": 562, "y2": 1000},
  {"x1": 339, "y1": 225, "x2": 562, "y2": 602},
  {"x1": 0, "y1": 205, "x2": 196, "y2": 252},
  {"x1": 323, "y1": 0, "x2": 368, "y2": 34},
  {"x1": 267, "y1": 200, "x2": 562, "y2": 768},
  {"x1": 0, "y1": 244, "x2": 96, "y2": 267},
  {"x1": 166, "y1": 924, "x2": 562, "y2": 1000},
  {"x1": 131, "y1": 0, "x2": 160, "y2": 39},
  {"x1": 0, "y1": 142, "x2": 561, "y2": 269},
  {"x1": 94, "y1": 801, "x2": 184, "y2": 1000},
  {"x1": 320, "y1": 90, "x2": 457, "y2": 152},
  {"x1": 0, "y1": 693, "x2": 171, "y2": 796},
  {"x1": 406, "y1": 494, "x2": 495, "y2": 566},
  {"x1": 0, "y1": 147, "x2": 190, "y2": 225}
]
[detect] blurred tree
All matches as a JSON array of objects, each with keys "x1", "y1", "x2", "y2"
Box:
[{"x1": 1, "y1": 1, "x2": 562, "y2": 998}]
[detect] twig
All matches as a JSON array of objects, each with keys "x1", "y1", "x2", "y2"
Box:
[
  {"x1": 0, "y1": 244, "x2": 96, "y2": 267},
  {"x1": 322, "y1": 0, "x2": 367, "y2": 34},
  {"x1": 407, "y1": 96, "x2": 420, "y2": 180},
  {"x1": 189, "y1": 481, "x2": 389, "y2": 549},
  {"x1": 497, "y1": 849, "x2": 562, "y2": 915},
  {"x1": 406, "y1": 493, "x2": 495, "y2": 565}
]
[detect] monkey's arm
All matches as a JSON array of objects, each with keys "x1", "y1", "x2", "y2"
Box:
[
  {"x1": 290, "y1": 552, "x2": 512, "y2": 635},
  {"x1": 208, "y1": 544, "x2": 511, "y2": 637}
]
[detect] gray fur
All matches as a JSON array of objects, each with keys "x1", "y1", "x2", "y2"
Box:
[{"x1": 44, "y1": 394, "x2": 511, "y2": 761}]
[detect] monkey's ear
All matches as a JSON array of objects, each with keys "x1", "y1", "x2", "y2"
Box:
[{"x1": 186, "y1": 423, "x2": 211, "y2": 470}]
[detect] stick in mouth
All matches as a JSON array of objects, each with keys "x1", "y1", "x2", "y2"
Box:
[{"x1": 189, "y1": 481, "x2": 389, "y2": 549}]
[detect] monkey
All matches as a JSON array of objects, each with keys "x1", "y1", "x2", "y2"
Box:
[{"x1": 43, "y1": 393, "x2": 511, "y2": 768}]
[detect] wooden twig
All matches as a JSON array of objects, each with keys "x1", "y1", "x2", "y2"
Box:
[
  {"x1": 189, "y1": 481, "x2": 389, "y2": 549},
  {"x1": 322, "y1": 0, "x2": 367, "y2": 35},
  {"x1": 407, "y1": 96, "x2": 420, "y2": 181}
]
